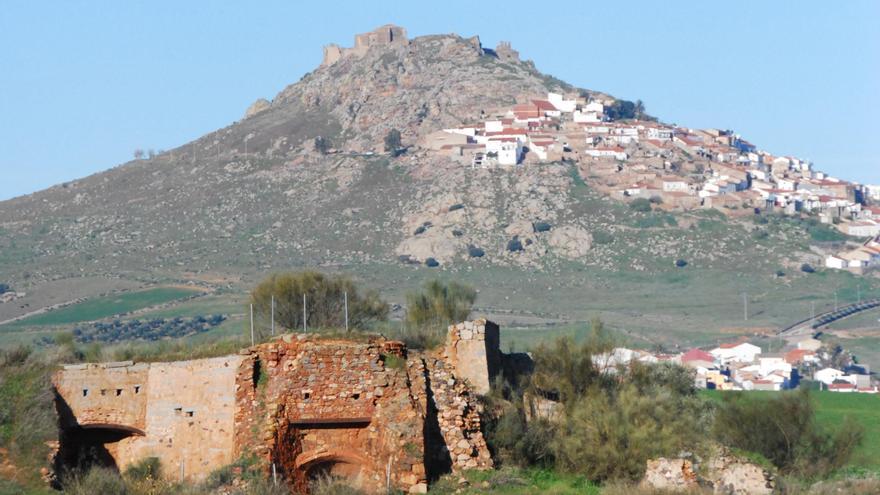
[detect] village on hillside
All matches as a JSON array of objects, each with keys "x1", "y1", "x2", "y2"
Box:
[
  {"x1": 421, "y1": 91, "x2": 880, "y2": 275},
  {"x1": 597, "y1": 336, "x2": 877, "y2": 393}
]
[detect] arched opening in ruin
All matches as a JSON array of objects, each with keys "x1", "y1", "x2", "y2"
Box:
[
  {"x1": 54, "y1": 424, "x2": 145, "y2": 482},
  {"x1": 305, "y1": 457, "x2": 364, "y2": 484},
  {"x1": 297, "y1": 453, "x2": 367, "y2": 493}
]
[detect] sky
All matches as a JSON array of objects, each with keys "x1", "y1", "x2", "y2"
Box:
[{"x1": 1, "y1": 1, "x2": 878, "y2": 201}]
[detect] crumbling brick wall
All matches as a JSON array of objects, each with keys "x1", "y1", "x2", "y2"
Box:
[{"x1": 53, "y1": 320, "x2": 504, "y2": 494}]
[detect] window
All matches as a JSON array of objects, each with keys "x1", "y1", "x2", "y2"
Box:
[
  {"x1": 303, "y1": 392, "x2": 311, "y2": 400},
  {"x1": 134, "y1": 386, "x2": 140, "y2": 394},
  {"x1": 174, "y1": 407, "x2": 182, "y2": 414},
  {"x1": 100, "y1": 389, "x2": 107, "y2": 396},
  {"x1": 116, "y1": 389, "x2": 123, "y2": 396},
  {"x1": 351, "y1": 393, "x2": 360, "y2": 400},
  {"x1": 82, "y1": 389, "x2": 89, "y2": 397},
  {"x1": 185, "y1": 411, "x2": 194, "y2": 418}
]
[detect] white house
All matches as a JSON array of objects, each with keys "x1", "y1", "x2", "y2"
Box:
[
  {"x1": 660, "y1": 177, "x2": 690, "y2": 193},
  {"x1": 815, "y1": 367, "x2": 844, "y2": 386},
  {"x1": 547, "y1": 92, "x2": 577, "y2": 113},
  {"x1": 646, "y1": 127, "x2": 674, "y2": 140},
  {"x1": 759, "y1": 356, "x2": 792, "y2": 377},
  {"x1": 865, "y1": 184, "x2": 880, "y2": 201},
  {"x1": 845, "y1": 221, "x2": 880, "y2": 237},
  {"x1": 710, "y1": 342, "x2": 762, "y2": 364},
  {"x1": 584, "y1": 146, "x2": 628, "y2": 161},
  {"x1": 485, "y1": 138, "x2": 522, "y2": 166},
  {"x1": 573, "y1": 110, "x2": 601, "y2": 123},
  {"x1": 484, "y1": 120, "x2": 503, "y2": 133},
  {"x1": 583, "y1": 101, "x2": 604, "y2": 114}
]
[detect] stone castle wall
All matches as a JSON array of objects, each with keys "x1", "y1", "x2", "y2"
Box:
[
  {"x1": 322, "y1": 24, "x2": 408, "y2": 67},
  {"x1": 443, "y1": 319, "x2": 501, "y2": 394}
]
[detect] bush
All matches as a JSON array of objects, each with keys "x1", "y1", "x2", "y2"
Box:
[
  {"x1": 413, "y1": 225, "x2": 426, "y2": 235},
  {"x1": 425, "y1": 257, "x2": 440, "y2": 267},
  {"x1": 124, "y1": 456, "x2": 161, "y2": 480},
  {"x1": 250, "y1": 271, "x2": 388, "y2": 334},
  {"x1": 507, "y1": 236, "x2": 524, "y2": 252},
  {"x1": 451, "y1": 229, "x2": 464, "y2": 237},
  {"x1": 0, "y1": 283, "x2": 9, "y2": 294},
  {"x1": 533, "y1": 222, "x2": 552, "y2": 233},
  {"x1": 648, "y1": 195, "x2": 663, "y2": 204},
  {"x1": 712, "y1": 389, "x2": 863, "y2": 478},
  {"x1": 801, "y1": 263, "x2": 816, "y2": 273},
  {"x1": 776, "y1": 270, "x2": 786, "y2": 277},
  {"x1": 314, "y1": 135, "x2": 330, "y2": 154},
  {"x1": 384, "y1": 128, "x2": 402, "y2": 154},
  {"x1": 448, "y1": 203, "x2": 464, "y2": 212},
  {"x1": 629, "y1": 198, "x2": 652, "y2": 213},
  {"x1": 62, "y1": 467, "x2": 127, "y2": 495},
  {"x1": 405, "y1": 280, "x2": 476, "y2": 329},
  {"x1": 468, "y1": 245, "x2": 485, "y2": 258},
  {"x1": 592, "y1": 231, "x2": 613, "y2": 245},
  {"x1": 675, "y1": 259, "x2": 688, "y2": 268}
]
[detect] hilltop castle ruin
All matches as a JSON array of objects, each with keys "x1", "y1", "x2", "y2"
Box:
[
  {"x1": 322, "y1": 24, "x2": 409, "y2": 67},
  {"x1": 51, "y1": 320, "x2": 516, "y2": 494}
]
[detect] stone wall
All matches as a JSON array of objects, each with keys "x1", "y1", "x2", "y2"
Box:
[
  {"x1": 321, "y1": 24, "x2": 409, "y2": 67},
  {"x1": 53, "y1": 320, "x2": 502, "y2": 493},
  {"x1": 443, "y1": 319, "x2": 501, "y2": 394},
  {"x1": 53, "y1": 356, "x2": 243, "y2": 480}
]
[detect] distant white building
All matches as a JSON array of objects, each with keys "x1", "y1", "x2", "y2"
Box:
[
  {"x1": 865, "y1": 184, "x2": 880, "y2": 201},
  {"x1": 710, "y1": 342, "x2": 762, "y2": 365},
  {"x1": 485, "y1": 138, "x2": 522, "y2": 166},
  {"x1": 547, "y1": 92, "x2": 577, "y2": 113},
  {"x1": 573, "y1": 110, "x2": 601, "y2": 123},
  {"x1": 584, "y1": 146, "x2": 628, "y2": 161},
  {"x1": 815, "y1": 367, "x2": 844, "y2": 386}
]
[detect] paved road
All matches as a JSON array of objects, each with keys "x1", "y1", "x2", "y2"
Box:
[{"x1": 779, "y1": 298, "x2": 880, "y2": 338}]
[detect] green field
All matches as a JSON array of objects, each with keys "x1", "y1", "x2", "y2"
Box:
[
  {"x1": 0, "y1": 287, "x2": 202, "y2": 331},
  {"x1": 703, "y1": 390, "x2": 880, "y2": 471}
]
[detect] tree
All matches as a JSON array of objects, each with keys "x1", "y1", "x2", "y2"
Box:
[
  {"x1": 405, "y1": 280, "x2": 476, "y2": 328},
  {"x1": 634, "y1": 99, "x2": 646, "y2": 119},
  {"x1": 384, "y1": 128, "x2": 402, "y2": 154},
  {"x1": 605, "y1": 100, "x2": 636, "y2": 120},
  {"x1": 314, "y1": 136, "x2": 330, "y2": 154},
  {"x1": 133, "y1": 149, "x2": 145, "y2": 160},
  {"x1": 249, "y1": 271, "x2": 388, "y2": 334}
]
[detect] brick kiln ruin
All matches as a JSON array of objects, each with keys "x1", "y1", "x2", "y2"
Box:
[{"x1": 51, "y1": 319, "x2": 516, "y2": 493}]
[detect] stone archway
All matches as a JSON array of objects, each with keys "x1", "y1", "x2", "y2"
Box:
[{"x1": 294, "y1": 450, "x2": 369, "y2": 493}]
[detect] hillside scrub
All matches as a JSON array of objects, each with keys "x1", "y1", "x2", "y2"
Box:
[
  {"x1": 483, "y1": 319, "x2": 711, "y2": 483},
  {"x1": 249, "y1": 271, "x2": 388, "y2": 336},
  {"x1": 402, "y1": 280, "x2": 477, "y2": 348},
  {"x1": 713, "y1": 389, "x2": 864, "y2": 479}
]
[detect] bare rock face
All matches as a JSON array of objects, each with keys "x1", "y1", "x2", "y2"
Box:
[
  {"x1": 243, "y1": 98, "x2": 270, "y2": 119},
  {"x1": 640, "y1": 458, "x2": 699, "y2": 492},
  {"x1": 548, "y1": 225, "x2": 592, "y2": 259},
  {"x1": 705, "y1": 452, "x2": 775, "y2": 495},
  {"x1": 641, "y1": 450, "x2": 775, "y2": 495}
]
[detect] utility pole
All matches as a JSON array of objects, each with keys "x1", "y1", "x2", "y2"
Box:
[
  {"x1": 834, "y1": 291, "x2": 838, "y2": 312},
  {"x1": 858, "y1": 284, "x2": 862, "y2": 304},
  {"x1": 344, "y1": 291, "x2": 349, "y2": 332},
  {"x1": 272, "y1": 463, "x2": 277, "y2": 486},
  {"x1": 742, "y1": 292, "x2": 748, "y2": 321},
  {"x1": 271, "y1": 295, "x2": 275, "y2": 336},
  {"x1": 303, "y1": 293, "x2": 307, "y2": 332},
  {"x1": 250, "y1": 303, "x2": 255, "y2": 346}
]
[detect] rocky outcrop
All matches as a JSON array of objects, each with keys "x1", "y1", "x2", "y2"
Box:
[
  {"x1": 641, "y1": 450, "x2": 775, "y2": 495},
  {"x1": 640, "y1": 458, "x2": 699, "y2": 492},
  {"x1": 244, "y1": 98, "x2": 271, "y2": 119}
]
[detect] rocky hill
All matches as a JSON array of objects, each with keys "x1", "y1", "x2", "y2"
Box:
[{"x1": 0, "y1": 26, "x2": 861, "y2": 344}]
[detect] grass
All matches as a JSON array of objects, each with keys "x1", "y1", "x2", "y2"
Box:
[
  {"x1": 702, "y1": 390, "x2": 880, "y2": 471},
  {"x1": 0, "y1": 287, "x2": 202, "y2": 331},
  {"x1": 432, "y1": 468, "x2": 601, "y2": 495}
]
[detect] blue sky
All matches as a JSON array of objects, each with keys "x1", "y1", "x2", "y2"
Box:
[{"x1": 1, "y1": 1, "x2": 878, "y2": 200}]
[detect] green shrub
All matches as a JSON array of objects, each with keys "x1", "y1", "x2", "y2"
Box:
[
  {"x1": 507, "y1": 236, "x2": 524, "y2": 252},
  {"x1": 592, "y1": 231, "x2": 613, "y2": 245},
  {"x1": 629, "y1": 198, "x2": 652, "y2": 212},
  {"x1": 467, "y1": 245, "x2": 485, "y2": 258},
  {"x1": 249, "y1": 271, "x2": 388, "y2": 334},
  {"x1": 712, "y1": 389, "x2": 864, "y2": 478},
  {"x1": 62, "y1": 467, "x2": 127, "y2": 495},
  {"x1": 124, "y1": 456, "x2": 161, "y2": 480},
  {"x1": 405, "y1": 280, "x2": 476, "y2": 328},
  {"x1": 533, "y1": 222, "x2": 552, "y2": 233}
]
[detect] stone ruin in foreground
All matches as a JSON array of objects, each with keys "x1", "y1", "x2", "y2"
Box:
[{"x1": 51, "y1": 319, "x2": 519, "y2": 494}]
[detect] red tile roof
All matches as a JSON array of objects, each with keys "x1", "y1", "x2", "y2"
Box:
[{"x1": 681, "y1": 349, "x2": 715, "y2": 363}]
